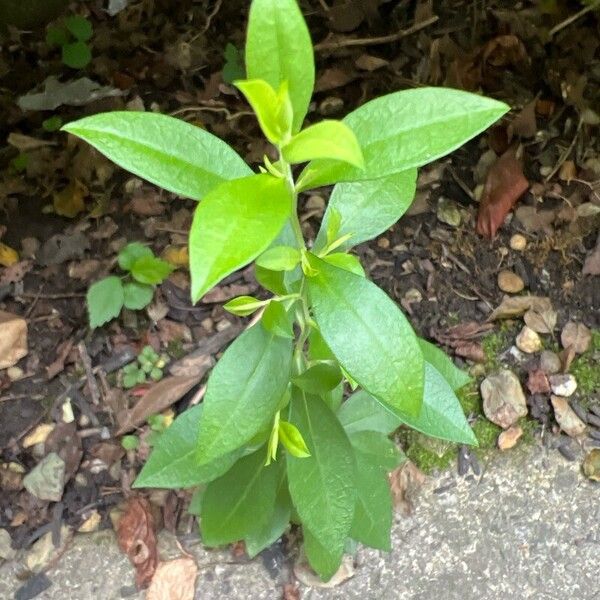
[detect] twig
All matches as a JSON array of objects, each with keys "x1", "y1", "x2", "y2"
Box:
[
  {"x1": 545, "y1": 118, "x2": 582, "y2": 182},
  {"x1": 18, "y1": 292, "x2": 85, "y2": 299},
  {"x1": 169, "y1": 106, "x2": 254, "y2": 121},
  {"x1": 549, "y1": 1, "x2": 599, "y2": 37},
  {"x1": 78, "y1": 341, "x2": 101, "y2": 406},
  {"x1": 202, "y1": 0, "x2": 223, "y2": 33},
  {"x1": 314, "y1": 15, "x2": 439, "y2": 51},
  {"x1": 316, "y1": 0, "x2": 330, "y2": 11}
]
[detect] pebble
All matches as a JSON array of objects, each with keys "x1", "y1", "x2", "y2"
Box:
[
  {"x1": 551, "y1": 395, "x2": 586, "y2": 437},
  {"x1": 22, "y1": 423, "x2": 55, "y2": 448},
  {"x1": 497, "y1": 270, "x2": 525, "y2": 294},
  {"x1": 570, "y1": 400, "x2": 589, "y2": 424},
  {"x1": 560, "y1": 322, "x2": 592, "y2": 354},
  {"x1": 587, "y1": 414, "x2": 600, "y2": 429},
  {"x1": 7, "y1": 366, "x2": 24, "y2": 381},
  {"x1": 481, "y1": 370, "x2": 528, "y2": 429},
  {"x1": 540, "y1": 350, "x2": 561, "y2": 374},
  {"x1": 22, "y1": 452, "x2": 66, "y2": 502},
  {"x1": 516, "y1": 325, "x2": 542, "y2": 354},
  {"x1": 509, "y1": 233, "x2": 527, "y2": 251},
  {"x1": 583, "y1": 449, "x2": 600, "y2": 481},
  {"x1": 549, "y1": 374, "x2": 578, "y2": 397},
  {"x1": 0, "y1": 528, "x2": 15, "y2": 560},
  {"x1": 498, "y1": 425, "x2": 523, "y2": 450},
  {"x1": 436, "y1": 197, "x2": 462, "y2": 227},
  {"x1": 25, "y1": 526, "x2": 71, "y2": 572}
]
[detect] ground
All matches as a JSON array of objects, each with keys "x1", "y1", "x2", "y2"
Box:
[{"x1": 0, "y1": 0, "x2": 599, "y2": 597}]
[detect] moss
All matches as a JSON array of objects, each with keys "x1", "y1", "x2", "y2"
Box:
[
  {"x1": 166, "y1": 339, "x2": 187, "y2": 360},
  {"x1": 568, "y1": 329, "x2": 600, "y2": 398},
  {"x1": 404, "y1": 439, "x2": 456, "y2": 474},
  {"x1": 517, "y1": 416, "x2": 539, "y2": 444},
  {"x1": 458, "y1": 383, "x2": 480, "y2": 415},
  {"x1": 471, "y1": 417, "x2": 502, "y2": 451}
]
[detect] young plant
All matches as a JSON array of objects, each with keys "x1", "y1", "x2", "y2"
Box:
[
  {"x1": 121, "y1": 345, "x2": 168, "y2": 388},
  {"x1": 46, "y1": 15, "x2": 93, "y2": 69},
  {"x1": 87, "y1": 242, "x2": 173, "y2": 329},
  {"x1": 63, "y1": 0, "x2": 509, "y2": 580}
]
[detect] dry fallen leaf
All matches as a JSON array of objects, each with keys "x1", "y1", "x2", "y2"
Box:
[
  {"x1": 146, "y1": 557, "x2": 198, "y2": 600},
  {"x1": 476, "y1": 146, "x2": 529, "y2": 238},
  {"x1": 389, "y1": 460, "x2": 427, "y2": 516},
  {"x1": 560, "y1": 322, "x2": 591, "y2": 354},
  {"x1": 53, "y1": 180, "x2": 88, "y2": 218},
  {"x1": 0, "y1": 242, "x2": 19, "y2": 267},
  {"x1": 488, "y1": 295, "x2": 556, "y2": 331},
  {"x1": 117, "y1": 496, "x2": 158, "y2": 589},
  {"x1": 0, "y1": 310, "x2": 28, "y2": 369},
  {"x1": 583, "y1": 235, "x2": 600, "y2": 276}
]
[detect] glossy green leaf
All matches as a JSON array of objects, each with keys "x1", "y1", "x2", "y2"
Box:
[
  {"x1": 189, "y1": 174, "x2": 291, "y2": 302},
  {"x1": 118, "y1": 242, "x2": 153, "y2": 271},
  {"x1": 306, "y1": 253, "x2": 424, "y2": 416},
  {"x1": 287, "y1": 391, "x2": 355, "y2": 560},
  {"x1": 65, "y1": 15, "x2": 93, "y2": 41},
  {"x1": 418, "y1": 338, "x2": 471, "y2": 391},
  {"x1": 348, "y1": 430, "x2": 404, "y2": 472},
  {"x1": 292, "y1": 362, "x2": 343, "y2": 395},
  {"x1": 256, "y1": 246, "x2": 300, "y2": 272},
  {"x1": 223, "y1": 295, "x2": 269, "y2": 317},
  {"x1": 197, "y1": 324, "x2": 293, "y2": 464},
  {"x1": 255, "y1": 265, "x2": 287, "y2": 296},
  {"x1": 62, "y1": 112, "x2": 251, "y2": 200},
  {"x1": 322, "y1": 252, "x2": 365, "y2": 277},
  {"x1": 315, "y1": 170, "x2": 417, "y2": 252},
  {"x1": 222, "y1": 43, "x2": 245, "y2": 84},
  {"x1": 337, "y1": 390, "x2": 401, "y2": 435},
  {"x1": 201, "y1": 448, "x2": 282, "y2": 546},
  {"x1": 246, "y1": 0, "x2": 314, "y2": 133},
  {"x1": 123, "y1": 282, "x2": 154, "y2": 310},
  {"x1": 298, "y1": 88, "x2": 509, "y2": 190},
  {"x1": 62, "y1": 41, "x2": 91, "y2": 69},
  {"x1": 130, "y1": 255, "x2": 174, "y2": 285},
  {"x1": 278, "y1": 421, "x2": 310, "y2": 458},
  {"x1": 282, "y1": 121, "x2": 364, "y2": 168},
  {"x1": 87, "y1": 276, "x2": 124, "y2": 328},
  {"x1": 261, "y1": 301, "x2": 294, "y2": 339},
  {"x1": 134, "y1": 405, "x2": 240, "y2": 488},
  {"x1": 303, "y1": 527, "x2": 344, "y2": 581}
]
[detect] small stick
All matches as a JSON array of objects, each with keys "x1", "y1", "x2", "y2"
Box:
[
  {"x1": 78, "y1": 341, "x2": 101, "y2": 406},
  {"x1": 314, "y1": 15, "x2": 439, "y2": 52},
  {"x1": 545, "y1": 118, "x2": 582, "y2": 183},
  {"x1": 18, "y1": 292, "x2": 86, "y2": 299},
  {"x1": 549, "y1": 2, "x2": 599, "y2": 37}
]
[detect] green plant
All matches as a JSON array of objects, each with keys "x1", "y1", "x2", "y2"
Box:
[
  {"x1": 87, "y1": 242, "x2": 174, "y2": 328},
  {"x1": 46, "y1": 15, "x2": 93, "y2": 69},
  {"x1": 121, "y1": 345, "x2": 168, "y2": 388},
  {"x1": 63, "y1": 0, "x2": 508, "y2": 580}
]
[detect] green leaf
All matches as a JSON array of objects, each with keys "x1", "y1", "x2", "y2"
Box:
[
  {"x1": 298, "y1": 88, "x2": 509, "y2": 190},
  {"x1": 278, "y1": 421, "x2": 310, "y2": 457},
  {"x1": 256, "y1": 246, "x2": 300, "y2": 272},
  {"x1": 322, "y1": 252, "x2": 365, "y2": 277},
  {"x1": 286, "y1": 391, "x2": 355, "y2": 563},
  {"x1": 222, "y1": 42, "x2": 245, "y2": 84},
  {"x1": 223, "y1": 295, "x2": 269, "y2": 317},
  {"x1": 282, "y1": 121, "x2": 364, "y2": 168},
  {"x1": 62, "y1": 41, "x2": 91, "y2": 69},
  {"x1": 305, "y1": 253, "x2": 424, "y2": 417},
  {"x1": 62, "y1": 112, "x2": 251, "y2": 200},
  {"x1": 348, "y1": 430, "x2": 404, "y2": 472},
  {"x1": 42, "y1": 115, "x2": 63, "y2": 132},
  {"x1": 130, "y1": 255, "x2": 174, "y2": 285},
  {"x1": 315, "y1": 170, "x2": 418, "y2": 252},
  {"x1": 201, "y1": 448, "x2": 282, "y2": 546},
  {"x1": 134, "y1": 405, "x2": 240, "y2": 488},
  {"x1": 261, "y1": 300, "x2": 294, "y2": 339},
  {"x1": 380, "y1": 363, "x2": 477, "y2": 445},
  {"x1": 121, "y1": 435, "x2": 139, "y2": 451},
  {"x1": 189, "y1": 174, "x2": 291, "y2": 302},
  {"x1": 123, "y1": 282, "x2": 154, "y2": 310},
  {"x1": 292, "y1": 362, "x2": 343, "y2": 395},
  {"x1": 87, "y1": 276, "x2": 124, "y2": 328},
  {"x1": 245, "y1": 477, "x2": 291, "y2": 557},
  {"x1": 303, "y1": 527, "x2": 344, "y2": 582},
  {"x1": 418, "y1": 338, "x2": 471, "y2": 391},
  {"x1": 118, "y1": 242, "x2": 153, "y2": 271},
  {"x1": 337, "y1": 390, "x2": 401, "y2": 435},
  {"x1": 246, "y1": 0, "x2": 314, "y2": 133},
  {"x1": 197, "y1": 324, "x2": 293, "y2": 464},
  {"x1": 65, "y1": 15, "x2": 93, "y2": 42},
  {"x1": 234, "y1": 79, "x2": 292, "y2": 144},
  {"x1": 46, "y1": 26, "x2": 69, "y2": 47}
]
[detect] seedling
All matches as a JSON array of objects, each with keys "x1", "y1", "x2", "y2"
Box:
[
  {"x1": 63, "y1": 0, "x2": 508, "y2": 580},
  {"x1": 87, "y1": 242, "x2": 174, "y2": 329},
  {"x1": 121, "y1": 345, "x2": 168, "y2": 388},
  {"x1": 46, "y1": 15, "x2": 93, "y2": 69}
]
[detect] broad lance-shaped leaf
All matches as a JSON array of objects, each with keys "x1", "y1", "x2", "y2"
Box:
[
  {"x1": 303, "y1": 527, "x2": 345, "y2": 582},
  {"x1": 201, "y1": 448, "x2": 282, "y2": 546},
  {"x1": 305, "y1": 253, "x2": 424, "y2": 416},
  {"x1": 134, "y1": 405, "x2": 240, "y2": 489},
  {"x1": 314, "y1": 170, "x2": 417, "y2": 252},
  {"x1": 189, "y1": 174, "x2": 291, "y2": 302},
  {"x1": 246, "y1": 0, "x2": 314, "y2": 133},
  {"x1": 297, "y1": 87, "x2": 509, "y2": 190},
  {"x1": 287, "y1": 391, "x2": 355, "y2": 574},
  {"x1": 418, "y1": 338, "x2": 471, "y2": 391},
  {"x1": 62, "y1": 112, "x2": 250, "y2": 200},
  {"x1": 197, "y1": 324, "x2": 293, "y2": 465}
]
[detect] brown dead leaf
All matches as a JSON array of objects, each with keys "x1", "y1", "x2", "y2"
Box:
[
  {"x1": 46, "y1": 338, "x2": 75, "y2": 380},
  {"x1": 53, "y1": 180, "x2": 87, "y2": 218},
  {"x1": 477, "y1": 146, "x2": 529, "y2": 238},
  {"x1": 146, "y1": 557, "x2": 197, "y2": 600},
  {"x1": 115, "y1": 375, "x2": 201, "y2": 435},
  {"x1": 0, "y1": 310, "x2": 28, "y2": 369},
  {"x1": 389, "y1": 460, "x2": 427, "y2": 516},
  {"x1": 508, "y1": 99, "x2": 537, "y2": 139},
  {"x1": 0, "y1": 260, "x2": 32, "y2": 285},
  {"x1": 117, "y1": 497, "x2": 158, "y2": 589},
  {"x1": 526, "y1": 368, "x2": 551, "y2": 394},
  {"x1": 314, "y1": 67, "x2": 355, "y2": 92},
  {"x1": 125, "y1": 193, "x2": 166, "y2": 217},
  {"x1": 488, "y1": 295, "x2": 556, "y2": 326},
  {"x1": 583, "y1": 235, "x2": 600, "y2": 276},
  {"x1": 561, "y1": 322, "x2": 591, "y2": 354},
  {"x1": 523, "y1": 306, "x2": 557, "y2": 334}
]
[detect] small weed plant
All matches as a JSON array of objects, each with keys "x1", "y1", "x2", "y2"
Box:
[
  {"x1": 64, "y1": 0, "x2": 508, "y2": 580},
  {"x1": 46, "y1": 15, "x2": 93, "y2": 69}
]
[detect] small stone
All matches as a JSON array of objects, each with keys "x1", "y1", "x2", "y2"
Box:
[
  {"x1": 22, "y1": 452, "x2": 65, "y2": 502},
  {"x1": 497, "y1": 270, "x2": 524, "y2": 294},
  {"x1": 0, "y1": 310, "x2": 28, "y2": 369},
  {"x1": 540, "y1": 350, "x2": 561, "y2": 374},
  {"x1": 516, "y1": 325, "x2": 542, "y2": 354},
  {"x1": 7, "y1": 366, "x2": 24, "y2": 381},
  {"x1": 481, "y1": 369, "x2": 528, "y2": 429},
  {"x1": 551, "y1": 395, "x2": 586, "y2": 437},
  {"x1": 22, "y1": 423, "x2": 55, "y2": 448},
  {"x1": 498, "y1": 425, "x2": 523, "y2": 450},
  {"x1": 25, "y1": 526, "x2": 70, "y2": 572},
  {"x1": 509, "y1": 233, "x2": 527, "y2": 251},
  {"x1": 0, "y1": 528, "x2": 15, "y2": 560},
  {"x1": 583, "y1": 449, "x2": 600, "y2": 481},
  {"x1": 377, "y1": 237, "x2": 390, "y2": 249},
  {"x1": 78, "y1": 510, "x2": 102, "y2": 533},
  {"x1": 549, "y1": 374, "x2": 577, "y2": 397},
  {"x1": 436, "y1": 197, "x2": 461, "y2": 227},
  {"x1": 560, "y1": 322, "x2": 592, "y2": 354}
]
